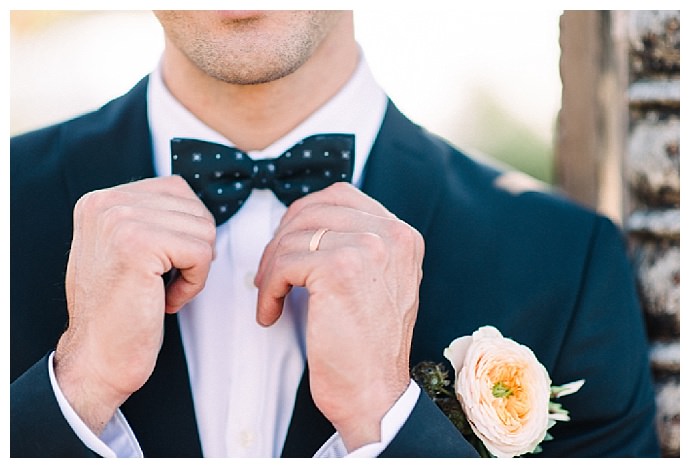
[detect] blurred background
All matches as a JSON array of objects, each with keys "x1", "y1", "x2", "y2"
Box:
[{"x1": 9, "y1": 10, "x2": 563, "y2": 184}]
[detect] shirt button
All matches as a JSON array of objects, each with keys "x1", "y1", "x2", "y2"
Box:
[
  {"x1": 244, "y1": 271, "x2": 256, "y2": 289},
  {"x1": 239, "y1": 430, "x2": 255, "y2": 448}
]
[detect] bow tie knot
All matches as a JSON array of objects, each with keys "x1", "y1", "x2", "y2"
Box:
[{"x1": 171, "y1": 134, "x2": 355, "y2": 225}]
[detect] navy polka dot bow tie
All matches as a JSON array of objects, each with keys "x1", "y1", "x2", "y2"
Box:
[{"x1": 171, "y1": 134, "x2": 355, "y2": 225}]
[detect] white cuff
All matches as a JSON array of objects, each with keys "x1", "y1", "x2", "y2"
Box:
[
  {"x1": 48, "y1": 352, "x2": 143, "y2": 458},
  {"x1": 313, "y1": 379, "x2": 420, "y2": 458}
]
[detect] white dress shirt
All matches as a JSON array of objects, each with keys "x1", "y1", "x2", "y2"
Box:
[{"x1": 49, "y1": 52, "x2": 420, "y2": 457}]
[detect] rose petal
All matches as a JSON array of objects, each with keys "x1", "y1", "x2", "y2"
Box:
[
  {"x1": 473, "y1": 325, "x2": 504, "y2": 340},
  {"x1": 443, "y1": 335, "x2": 473, "y2": 373}
]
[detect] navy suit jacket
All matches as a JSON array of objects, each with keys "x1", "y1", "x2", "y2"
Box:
[{"x1": 10, "y1": 77, "x2": 660, "y2": 457}]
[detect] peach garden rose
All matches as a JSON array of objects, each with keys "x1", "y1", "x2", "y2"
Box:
[{"x1": 443, "y1": 326, "x2": 552, "y2": 458}]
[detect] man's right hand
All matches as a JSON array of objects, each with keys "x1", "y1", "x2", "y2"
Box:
[{"x1": 53, "y1": 176, "x2": 216, "y2": 435}]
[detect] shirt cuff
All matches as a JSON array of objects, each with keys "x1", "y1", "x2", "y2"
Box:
[
  {"x1": 313, "y1": 379, "x2": 420, "y2": 458},
  {"x1": 48, "y1": 351, "x2": 143, "y2": 458}
]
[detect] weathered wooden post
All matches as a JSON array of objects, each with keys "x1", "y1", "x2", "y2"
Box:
[{"x1": 557, "y1": 10, "x2": 680, "y2": 457}]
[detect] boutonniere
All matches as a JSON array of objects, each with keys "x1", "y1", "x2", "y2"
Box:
[{"x1": 412, "y1": 325, "x2": 584, "y2": 458}]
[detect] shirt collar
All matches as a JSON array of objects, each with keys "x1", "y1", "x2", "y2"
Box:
[{"x1": 147, "y1": 51, "x2": 387, "y2": 187}]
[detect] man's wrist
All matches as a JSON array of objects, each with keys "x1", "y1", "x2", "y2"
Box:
[
  {"x1": 314, "y1": 379, "x2": 420, "y2": 458},
  {"x1": 334, "y1": 380, "x2": 409, "y2": 451},
  {"x1": 48, "y1": 351, "x2": 143, "y2": 457},
  {"x1": 52, "y1": 341, "x2": 124, "y2": 436}
]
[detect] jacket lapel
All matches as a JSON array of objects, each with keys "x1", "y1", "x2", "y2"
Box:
[
  {"x1": 62, "y1": 77, "x2": 157, "y2": 205},
  {"x1": 360, "y1": 100, "x2": 446, "y2": 237},
  {"x1": 124, "y1": 314, "x2": 203, "y2": 456},
  {"x1": 280, "y1": 366, "x2": 335, "y2": 457}
]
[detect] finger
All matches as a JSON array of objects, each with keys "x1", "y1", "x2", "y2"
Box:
[
  {"x1": 281, "y1": 202, "x2": 393, "y2": 234},
  {"x1": 257, "y1": 205, "x2": 397, "y2": 282},
  {"x1": 281, "y1": 182, "x2": 395, "y2": 227},
  {"x1": 112, "y1": 175, "x2": 200, "y2": 201},
  {"x1": 255, "y1": 249, "x2": 319, "y2": 327},
  {"x1": 165, "y1": 257, "x2": 212, "y2": 313},
  {"x1": 112, "y1": 187, "x2": 213, "y2": 221},
  {"x1": 100, "y1": 204, "x2": 217, "y2": 246},
  {"x1": 77, "y1": 179, "x2": 214, "y2": 226},
  {"x1": 254, "y1": 229, "x2": 384, "y2": 292},
  {"x1": 157, "y1": 231, "x2": 214, "y2": 313}
]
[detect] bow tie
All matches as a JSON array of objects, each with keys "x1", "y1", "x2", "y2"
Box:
[{"x1": 171, "y1": 134, "x2": 355, "y2": 225}]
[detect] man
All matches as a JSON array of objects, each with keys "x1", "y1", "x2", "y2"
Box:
[{"x1": 10, "y1": 11, "x2": 660, "y2": 457}]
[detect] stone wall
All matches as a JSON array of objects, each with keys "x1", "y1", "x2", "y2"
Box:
[
  {"x1": 557, "y1": 10, "x2": 680, "y2": 457},
  {"x1": 624, "y1": 10, "x2": 680, "y2": 458}
]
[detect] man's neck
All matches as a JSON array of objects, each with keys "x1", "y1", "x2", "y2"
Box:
[{"x1": 158, "y1": 19, "x2": 359, "y2": 152}]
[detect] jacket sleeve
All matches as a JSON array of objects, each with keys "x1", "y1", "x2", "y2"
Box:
[
  {"x1": 379, "y1": 390, "x2": 479, "y2": 457},
  {"x1": 11, "y1": 354, "x2": 98, "y2": 457}
]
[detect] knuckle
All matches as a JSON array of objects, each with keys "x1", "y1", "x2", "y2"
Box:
[
  {"x1": 271, "y1": 251, "x2": 292, "y2": 276},
  {"x1": 289, "y1": 201, "x2": 317, "y2": 219},
  {"x1": 359, "y1": 232, "x2": 388, "y2": 262},
  {"x1": 74, "y1": 189, "x2": 107, "y2": 216},
  {"x1": 169, "y1": 174, "x2": 192, "y2": 191},
  {"x1": 417, "y1": 231, "x2": 426, "y2": 257},
  {"x1": 304, "y1": 200, "x2": 329, "y2": 217},
  {"x1": 101, "y1": 204, "x2": 137, "y2": 232},
  {"x1": 385, "y1": 221, "x2": 425, "y2": 262},
  {"x1": 193, "y1": 237, "x2": 214, "y2": 263},
  {"x1": 320, "y1": 181, "x2": 355, "y2": 200},
  {"x1": 199, "y1": 217, "x2": 217, "y2": 244},
  {"x1": 274, "y1": 231, "x2": 295, "y2": 254},
  {"x1": 320, "y1": 182, "x2": 339, "y2": 196},
  {"x1": 390, "y1": 221, "x2": 424, "y2": 256},
  {"x1": 284, "y1": 202, "x2": 323, "y2": 230},
  {"x1": 329, "y1": 181, "x2": 353, "y2": 193},
  {"x1": 331, "y1": 247, "x2": 366, "y2": 277},
  {"x1": 410, "y1": 226, "x2": 425, "y2": 254},
  {"x1": 283, "y1": 197, "x2": 309, "y2": 222},
  {"x1": 104, "y1": 224, "x2": 150, "y2": 267},
  {"x1": 108, "y1": 215, "x2": 142, "y2": 248},
  {"x1": 387, "y1": 220, "x2": 416, "y2": 246}
]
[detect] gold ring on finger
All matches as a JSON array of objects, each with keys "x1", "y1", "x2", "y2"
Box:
[{"x1": 309, "y1": 228, "x2": 329, "y2": 252}]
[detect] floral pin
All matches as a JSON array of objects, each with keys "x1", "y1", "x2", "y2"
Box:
[{"x1": 412, "y1": 325, "x2": 584, "y2": 458}]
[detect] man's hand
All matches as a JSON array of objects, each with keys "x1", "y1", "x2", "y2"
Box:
[
  {"x1": 54, "y1": 176, "x2": 216, "y2": 435},
  {"x1": 255, "y1": 182, "x2": 424, "y2": 452}
]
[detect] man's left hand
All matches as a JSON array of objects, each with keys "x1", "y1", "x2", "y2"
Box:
[{"x1": 255, "y1": 182, "x2": 424, "y2": 452}]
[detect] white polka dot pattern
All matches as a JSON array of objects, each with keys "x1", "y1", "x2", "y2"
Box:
[{"x1": 171, "y1": 134, "x2": 355, "y2": 225}]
